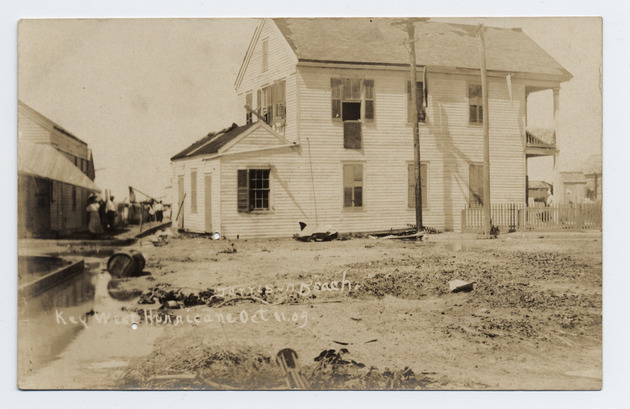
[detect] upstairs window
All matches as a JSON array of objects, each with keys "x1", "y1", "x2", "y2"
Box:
[
  {"x1": 262, "y1": 38, "x2": 269, "y2": 72},
  {"x1": 332, "y1": 78, "x2": 374, "y2": 149},
  {"x1": 245, "y1": 92, "x2": 253, "y2": 124},
  {"x1": 407, "y1": 81, "x2": 426, "y2": 123},
  {"x1": 408, "y1": 163, "x2": 428, "y2": 209},
  {"x1": 469, "y1": 163, "x2": 484, "y2": 206},
  {"x1": 469, "y1": 84, "x2": 483, "y2": 124},
  {"x1": 343, "y1": 164, "x2": 363, "y2": 208},
  {"x1": 256, "y1": 81, "x2": 286, "y2": 126},
  {"x1": 238, "y1": 169, "x2": 270, "y2": 213}
]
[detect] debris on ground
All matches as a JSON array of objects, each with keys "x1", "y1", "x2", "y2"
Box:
[
  {"x1": 294, "y1": 222, "x2": 338, "y2": 242},
  {"x1": 276, "y1": 348, "x2": 309, "y2": 389},
  {"x1": 449, "y1": 279, "x2": 475, "y2": 293},
  {"x1": 218, "y1": 243, "x2": 237, "y2": 254}
]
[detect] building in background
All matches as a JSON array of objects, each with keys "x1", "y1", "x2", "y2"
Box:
[
  {"x1": 18, "y1": 101, "x2": 100, "y2": 238},
  {"x1": 172, "y1": 18, "x2": 571, "y2": 237}
]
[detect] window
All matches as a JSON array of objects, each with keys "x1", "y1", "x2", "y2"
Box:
[
  {"x1": 407, "y1": 81, "x2": 426, "y2": 123},
  {"x1": 257, "y1": 85, "x2": 273, "y2": 125},
  {"x1": 331, "y1": 78, "x2": 374, "y2": 149},
  {"x1": 408, "y1": 163, "x2": 428, "y2": 209},
  {"x1": 237, "y1": 169, "x2": 270, "y2": 212},
  {"x1": 72, "y1": 186, "x2": 77, "y2": 210},
  {"x1": 469, "y1": 84, "x2": 483, "y2": 124},
  {"x1": 245, "y1": 92, "x2": 253, "y2": 124},
  {"x1": 469, "y1": 163, "x2": 484, "y2": 206},
  {"x1": 262, "y1": 38, "x2": 268, "y2": 72},
  {"x1": 343, "y1": 164, "x2": 363, "y2": 208},
  {"x1": 191, "y1": 169, "x2": 197, "y2": 213}
]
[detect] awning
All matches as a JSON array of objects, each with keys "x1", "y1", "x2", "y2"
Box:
[{"x1": 18, "y1": 142, "x2": 101, "y2": 192}]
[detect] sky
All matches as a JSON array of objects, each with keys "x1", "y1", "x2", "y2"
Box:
[
  {"x1": 4, "y1": 2, "x2": 630, "y2": 408},
  {"x1": 18, "y1": 17, "x2": 601, "y2": 201}
]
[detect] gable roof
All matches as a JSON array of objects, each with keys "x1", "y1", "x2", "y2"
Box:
[
  {"x1": 171, "y1": 123, "x2": 257, "y2": 161},
  {"x1": 273, "y1": 18, "x2": 571, "y2": 81}
]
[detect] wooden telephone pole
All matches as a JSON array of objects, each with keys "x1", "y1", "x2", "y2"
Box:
[
  {"x1": 394, "y1": 18, "x2": 428, "y2": 234},
  {"x1": 477, "y1": 24, "x2": 492, "y2": 236}
]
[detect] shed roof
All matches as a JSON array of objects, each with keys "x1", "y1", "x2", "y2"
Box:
[
  {"x1": 273, "y1": 18, "x2": 571, "y2": 81},
  {"x1": 171, "y1": 122, "x2": 257, "y2": 161},
  {"x1": 528, "y1": 180, "x2": 552, "y2": 190},
  {"x1": 561, "y1": 172, "x2": 587, "y2": 184},
  {"x1": 18, "y1": 142, "x2": 100, "y2": 192}
]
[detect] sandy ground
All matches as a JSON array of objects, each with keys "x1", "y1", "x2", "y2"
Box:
[{"x1": 21, "y1": 231, "x2": 602, "y2": 390}]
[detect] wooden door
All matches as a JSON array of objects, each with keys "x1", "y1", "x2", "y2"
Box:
[{"x1": 204, "y1": 174, "x2": 212, "y2": 233}]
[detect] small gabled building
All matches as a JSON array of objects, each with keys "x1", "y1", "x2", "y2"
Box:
[
  {"x1": 172, "y1": 18, "x2": 571, "y2": 237},
  {"x1": 18, "y1": 101, "x2": 100, "y2": 237}
]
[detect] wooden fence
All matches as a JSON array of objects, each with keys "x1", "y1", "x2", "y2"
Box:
[{"x1": 461, "y1": 203, "x2": 602, "y2": 233}]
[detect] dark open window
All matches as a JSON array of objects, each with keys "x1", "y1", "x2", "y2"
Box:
[
  {"x1": 407, "y1": 81, "x2": 425, "y2": 123},
  {"x1": 343, "y1": 164, "x2": 363, "y2": 208},
  {"x1": 238, "y1": 169, "x2": 270, "y2": 213},
  {"x1": 408, "y1": 163, "x2": 428, "y2": 209},
  {"x1": 469, "y1": 84, "x2": 483, "y2": 124},
  {"x1": 469, "y1": 163, "x2": 484, "y2": 206}
]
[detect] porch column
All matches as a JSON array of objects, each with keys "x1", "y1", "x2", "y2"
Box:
[{"x1": 553, "y1": 87, "x2": 560, "y2": 146}]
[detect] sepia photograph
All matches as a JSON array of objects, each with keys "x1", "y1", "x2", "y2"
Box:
[{"x1": 16, "y1": 16, "x2": 604, "y2": 392}]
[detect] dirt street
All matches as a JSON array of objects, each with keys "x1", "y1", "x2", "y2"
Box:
[{"x1": 111, "y1": 232, "x2": 602, "y2": 390}]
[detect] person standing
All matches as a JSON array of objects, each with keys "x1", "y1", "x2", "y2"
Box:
[
  {"x1": 87, "y1": 196, "x2": 104, "y2": 237},
  {"x1": 106, "y1": 196, "x2": 117, "y2": 232},
  {"x1": 155, "y1": 200, "x2": 164, "y2": 223}
]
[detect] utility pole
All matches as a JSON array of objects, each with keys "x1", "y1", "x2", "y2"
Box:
[
  {"x1": 477, "y1": 24, "x2": 492, "y2": 236},
  {"x1": 393, "y1": 18, "x2": 427, "y2": 234}
]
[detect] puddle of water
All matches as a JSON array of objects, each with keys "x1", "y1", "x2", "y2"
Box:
[{"x1": 18, "y1": 256, "x2": 106, "y2": 378}]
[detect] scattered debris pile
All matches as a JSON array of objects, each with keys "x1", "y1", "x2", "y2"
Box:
[
  {"x1": 137, "y1": 284, "x2": 218, "y2": 309},
  {"x1": 303, "y1": 348, "x2": 434, "y2": 390},
  {"x1": 120, "y1": 343, "x2": 285, "y2": 390},
  {"x1": 294, "y1": 222, "x2": 338, "y2": 242},
  {"x1": 119, "y1": 342, "x2": 436, "y2": 390}
]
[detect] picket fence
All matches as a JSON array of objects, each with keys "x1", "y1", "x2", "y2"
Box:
[{"x1": 461, "y1": 203, "x2": 602, "y2": 233}]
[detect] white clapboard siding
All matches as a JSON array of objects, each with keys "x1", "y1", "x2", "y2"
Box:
[
  {"x1": 218, "y1": 147, "x2": 310, "y2": 239},
  {"x1": 235, "y1": 20, "x2": 299, "y2": 142},
  {"x1": 295, "y1": 67, "x2": 526, "y2": 232},
  {"x1": 171, "y1": 156, "x2": 217, "y2": 233},
  {"x1": 18, "y1": 111, "x2": 52, "y2": 144},
  {"x1": 225, "y1": 126, "x2": 289, "y2": 154}
]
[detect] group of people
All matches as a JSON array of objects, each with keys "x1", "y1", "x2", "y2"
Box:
[
  {"x1": 86, "y1": 195, "x2": 118, "y2": 236},
  {"x1": 148, "y1": 200, "x2": 164, "y2": 223}
]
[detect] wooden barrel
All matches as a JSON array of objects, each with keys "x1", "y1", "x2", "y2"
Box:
[{"x1": 107, "y1": 250, "x2": 146, "y2": 278}]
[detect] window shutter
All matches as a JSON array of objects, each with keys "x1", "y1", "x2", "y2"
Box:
[
  {"x1": 237, "y1": 169, "x2": 249, "y2": 212},
  {"x1": 353, "y1": 164, "x2": 363, "y2": 207},
  {"x1": 408, "y1": 163, "x2": 415, "y2": 208},
  {"x1": 364, "y1": 79, "x2": 374, "y2": 120},
  {"x1": 246, "y1": 93, "x2": 253, "y2": 124},
  {"x1": 331, "y1": 78, "x2": 341, "y2": 119},
  {"x1": 344, "y1": 122, "x2": 362, "y2": 149}
]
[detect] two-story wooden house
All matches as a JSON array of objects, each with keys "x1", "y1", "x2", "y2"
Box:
[{"x1": 171, "y1": 18, "x2": 571, "y2": 238}]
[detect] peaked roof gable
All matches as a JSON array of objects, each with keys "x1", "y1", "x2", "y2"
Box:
[
  {"x1": 171, "y1": 121, "x2": 291, "y2": 161},
  {"x1": 273, "y1": 18, "x2": 571, "y2": 81}
]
